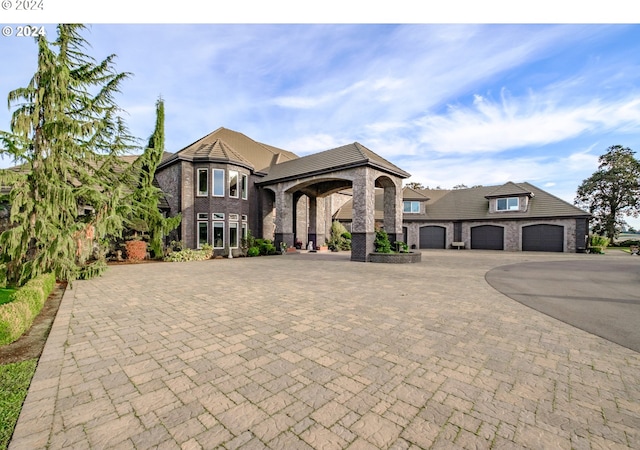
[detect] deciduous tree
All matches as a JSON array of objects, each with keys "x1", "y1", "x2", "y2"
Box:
[{"x1": 575, "y1": 145, "x2": 640, "y2": 241}]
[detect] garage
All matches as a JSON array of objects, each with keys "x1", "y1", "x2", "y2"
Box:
[
  {"x1": 522, "y1": 224, "x2": 564, "y2": 252},
  {"x1": 471, "y1": 225, "x2": 504, "y2": 250},
  {"x1": 419, "y1": 226, "x2": 446, "y2": 249}
]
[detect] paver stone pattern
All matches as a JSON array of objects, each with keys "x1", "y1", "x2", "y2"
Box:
[{"x1": 9, "y1": 251, "x2": 640, "y2": 449}]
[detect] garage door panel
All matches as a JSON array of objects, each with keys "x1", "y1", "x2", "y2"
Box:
[
  {"x1": 523, "y1": 224, "x2": 564, "y2": 252},
  {"x1": 471, "y1": 225, "x2": 504, "y2": 250},
  {"x1": 420, "y1": 226, "x2": 446, "y2": 249}
]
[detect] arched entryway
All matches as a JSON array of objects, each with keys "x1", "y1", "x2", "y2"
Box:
[{"x1": 256, "y1": 142, "x2": 410, "y2": 261}]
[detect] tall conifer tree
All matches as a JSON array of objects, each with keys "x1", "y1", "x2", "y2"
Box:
[
  {"x1": 127, "y1": 98, "x2": 180, "y2": 259},
  {"x1": 0, "y1": 24, "x2": 133, "y2": 285}
]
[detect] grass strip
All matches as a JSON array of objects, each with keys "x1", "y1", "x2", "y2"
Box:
[
  {"x1": 0, "y1": 359, "x2": 37, "y2": 450},
  {"x1": 0, "y1": 289, "x2": 16, "y2": 306}
]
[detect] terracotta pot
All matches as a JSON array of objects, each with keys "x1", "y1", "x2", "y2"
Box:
[{"x1": 125, "y1": 240, "x2": 147, "y2": 261}]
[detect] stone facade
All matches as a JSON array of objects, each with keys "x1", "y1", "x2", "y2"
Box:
[{"x1": 402, "y1": 218, "x2": 582, "y2": 252}]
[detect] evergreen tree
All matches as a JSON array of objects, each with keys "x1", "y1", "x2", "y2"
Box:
[
  {"x1": 0, "y1": 24, "x2": 133, "y2": 286},
  {"x1": 126, "y1": 98, "x2": 181, "y2": 259},
  {"x1": 575, "y1": 145, "x2": 640, "y2": 241}
]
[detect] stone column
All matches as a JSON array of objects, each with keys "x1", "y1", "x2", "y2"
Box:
[
  {"x1": 180, "y1": 161, "x2": 195, "y2": 247},
  {"x1": 307, "y1": 196, "x2": 327, "y2": 250},
  {"x1": 274, "y1": 188, "x2": 295, "y2": 248},
  {"x1": 351, "y1": 168, "x2": 376, "y2": 261},
  {"x1": 383, "y1": 181, "x2": 403, "y2": 245},
  {"x1": 260, "y1": 188, "x2": 276, "y2": 241}
]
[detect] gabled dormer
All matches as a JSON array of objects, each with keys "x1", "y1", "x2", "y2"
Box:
[
  {"x1": 485, "y1": 182, "x2": 534, "y2": 213},
  {"x1": 402, "y1": 187, "x2": 430, "y2": 214}
]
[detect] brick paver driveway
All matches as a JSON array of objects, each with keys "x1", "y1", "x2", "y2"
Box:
[{"x1": 11, "y1": 251, "x2": 640, "y2": 449}]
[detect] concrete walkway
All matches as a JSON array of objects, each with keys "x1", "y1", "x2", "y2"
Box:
[{"x1": 10, "y1": 251, "x2": 640, "y2": 449}]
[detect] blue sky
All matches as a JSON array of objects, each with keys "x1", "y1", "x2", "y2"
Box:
[{"x1": 1, "y1": 21, "x2": 640, "y2": 228}]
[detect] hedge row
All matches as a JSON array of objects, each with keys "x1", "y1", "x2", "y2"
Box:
[{"x1": 0, "y1": 273, "x2": 56, "y2": 346}]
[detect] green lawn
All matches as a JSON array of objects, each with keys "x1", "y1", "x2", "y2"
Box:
[
  {"x1": 0, "y1": 289, "x2": 16, "y2": 306},
  {"x1": 0, "y1": 359, "x2": 37, "y2": 450}
]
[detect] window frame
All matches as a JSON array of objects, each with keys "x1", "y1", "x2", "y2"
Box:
[
  {"x1": 229, "y1": 170, "x2": 239, "y2": 198},
  {"x1": 241, "y1": 174, "x2": 248, "y2": 200},
  {"x1": 229, "y1": 222, "x2": 239, "y2": 249},
  {"x1": 212, "y1": 169, "x2": 225, "y2": 197},
  {"x1": 403, "y1": 201, "x2": 420, "y2": 214},
  {"x1": 496, "y1": 197, "x2": 519, "y2": 211},
  {"x1": 197, "y1": 221, "x2": 208, "y2": 249},
  {"x1": 213, "y1": 221, "x2": 225, "y2": 249},
  {"x1": 196, "y1": 168, "x2": 208, "y2": 197}
]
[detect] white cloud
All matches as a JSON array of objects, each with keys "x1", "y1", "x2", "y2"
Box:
[{"x1": 414, "y1": 91, "x2": 640, "y2": 155}]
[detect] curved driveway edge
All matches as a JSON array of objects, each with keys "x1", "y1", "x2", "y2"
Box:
[
  {"x1": 10, "y1": 251, "x2": 640, "y2": 449},
  {"x1": 486, "y1": 254, "x2": 640, "y2": 353}
]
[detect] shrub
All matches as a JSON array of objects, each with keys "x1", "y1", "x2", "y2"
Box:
[
  {"x1": 327, "y1": 221, "x2": 351, "y2": 251},
  {"x1": 163, "y1": 244, "x2": 212, "y2": 262},
  {"x1": 394, "y1": 241, "x2": 409, "y2": 253},
  {"x1": 257, "y1": 239, "x2": 277, "y2": 255},
  {"x1": 589, "y1": 234, "x2": 610, "y2": 254},
  {"x1": 0, "y1": 273, "x2": 56, "y2": 346},
  {"x1": 247, "y1": 246, "x2": 260, "y2": 257},
  {"x1": 374, "y1": 228, "x2": 392, "y2": 253},
  {"x1": 614, "y1": 239, "x2": 640, "y2": 248}
]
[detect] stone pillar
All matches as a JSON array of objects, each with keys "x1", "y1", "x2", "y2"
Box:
[
  {"x1": 383, "y1": 182, "x2": 403, "y2": 244},
  {"x1": 180, "y1": 161, "x2": 195, "y2": 247},
  {"x1": 274, "y1": 188, "x2": 295, "y2": 247},
  {"x1": 307, "y1": 196, "x2": 326, "y2": 249},
  {"x1": 260, "y1": 188, "x2": 276, "y2": 241},
  {"x1": 351, "y1": 168, "x2": 376, "y2": 261}
]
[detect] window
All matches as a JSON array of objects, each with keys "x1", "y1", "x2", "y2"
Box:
[
  {"x1": 213, "y1": 169, "x2": 225, "y2": 197},
  {"x1": 229, "y1": 213, "x2": 239, "y2": 221},
  {"x1": 403, "y1": 201, "x2": 420, "y2": 213},
  {"x1": 197, "y1": 221, "x2": 208, "y2": 249},
  {"x1": 197, "y1": 213, "x2": 208, "y2": 220},
  {"x1": 229, "y1": 222, "x2": 239, "y2": 248},
  {"x1": 212, "y1": 213, "x2": 225, "y2": 220},
  {"x1": 229, "y1": 170, "x2": 239, "y2": 198},
  {"x1": 213, "y1": 222, "x2": 225, "y2": 248},
  {"x1": 497, "y1": 197, "x2": 519, "y2": 211},
  {"x1": 197, "y1": 168, "x2": 208, "y2": 196},
  {"x1": 242, "y1": 222, "x2": 248, "y2": 241},
  {"x1": 241, "y1": 215, "x2": 248, "y2": 222},
  {"x1": 241, "y1": 174, "x2": 248, "y2": 200}
]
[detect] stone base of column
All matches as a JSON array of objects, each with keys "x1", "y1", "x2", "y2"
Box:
[
  {"x1": 274, "y1": 233, "x2": 295, "y2": 249},
  {"x1": 351, "y1": 232, "x2": 375, "y2": 262}
]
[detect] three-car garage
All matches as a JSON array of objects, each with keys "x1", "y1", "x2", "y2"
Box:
[{"x1": 417, "y1": 223, "x2": 566, "y2": 252}]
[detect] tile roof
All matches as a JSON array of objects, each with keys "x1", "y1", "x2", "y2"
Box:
[
  {"x1": 334, "y1": 182, "x2": 590, "y2": 221},
  {"x1": 159, "y1": 127, "x2": 297, "y2": 173},
  {"x1": 402, "y1": 187, "x2": 431, "y2": 200},
  {"x1": 258, "y1": 142, "x2": 410, "y2": 184},
  {"x1": 485, "y1": 181, "x2": 534, "y2": 198}
]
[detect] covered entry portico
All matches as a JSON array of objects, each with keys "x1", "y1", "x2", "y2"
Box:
[{"x1": 257, "y1": 143, "x2": 410, "y2": 261}]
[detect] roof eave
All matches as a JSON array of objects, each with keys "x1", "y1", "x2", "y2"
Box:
[
  {"x1": 157, "y1": 154, "x2": 254, "y2": 172},
  {"x1": 257, "y1": 160, "x2": 410, "y2": 186}
]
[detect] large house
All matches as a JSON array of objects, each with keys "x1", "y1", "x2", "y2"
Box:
[
  {"x1": 155, "y1": 127, "x2": 591, "y2": 257},
  {"x1": 334, "y1": 183, "x2": 591, "y2": 252}
]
